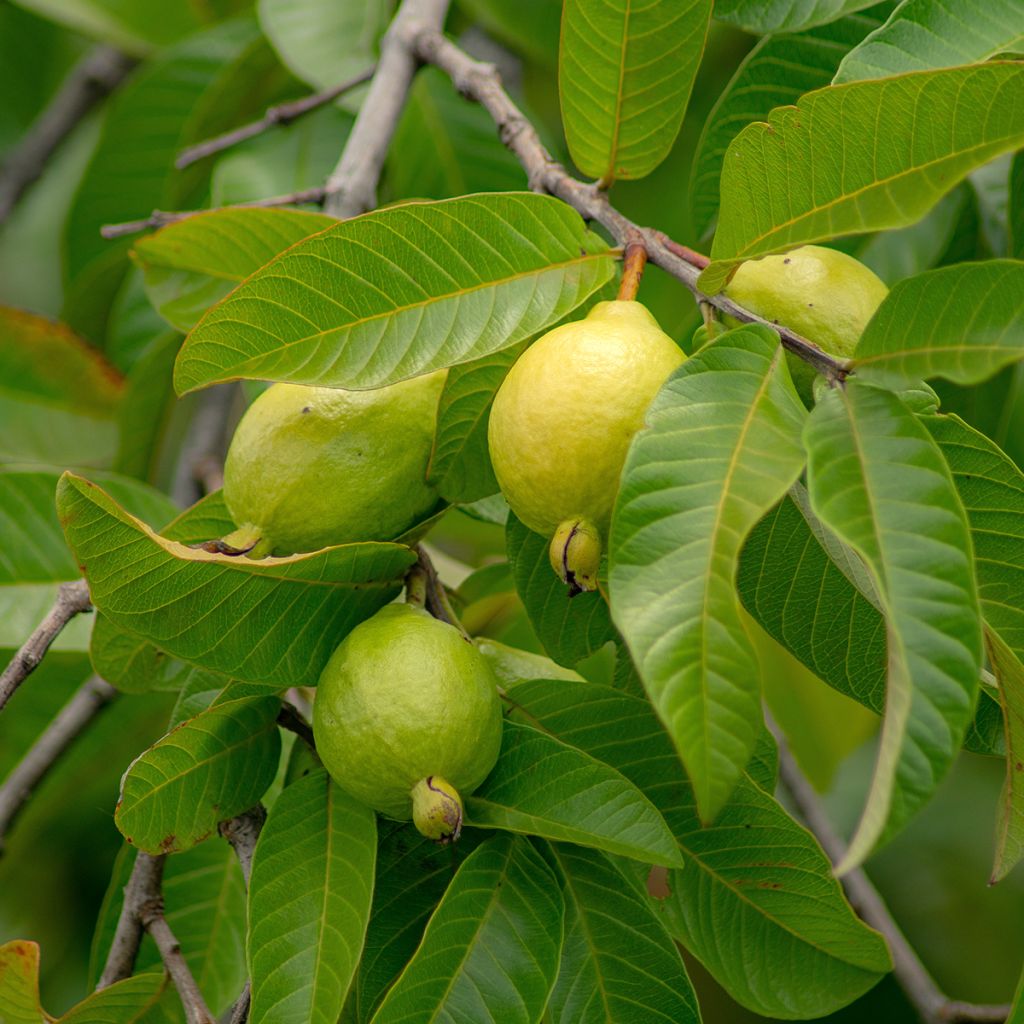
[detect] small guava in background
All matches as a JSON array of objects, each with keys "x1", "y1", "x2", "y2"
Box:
[
  {"x1": 723, "y1": 244, "x2": 888, "y2": 401},
  {"x1": 487, "y1": 300, "x2": 685, "y2": 592},
  {"x1": 312, "y1": 603, "x2": 503, "y2": 842},
  {"x1": 221, "y1": 371, "x2": 445, "y2": 556}
]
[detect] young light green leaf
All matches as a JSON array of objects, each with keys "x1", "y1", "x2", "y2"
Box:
[
  {"x1": 713, "y1": 0, "x2": 879, "y2": 34},
  {"x1": 610, "y1": 326, "x2": 807, "y2": 821},
  {"x1": 467, "y1": 721, "x2": 682, "y2": 868},
  {"x1": 505, "y1": 678, "x2": 892, "y2": 1019},
  {"x1": 0, "y1": 940, "x2": 45, "y2": 1024},
  {"x1": 57, "y1": 473, "x2": 415, "y2": 687},
  {"x1": 161, "y1": 489, "x2": 237, "y2": 544},
  {"x1": 834, "y1": 0, "x2": 1024, "y2": 82},
  {"x1": 115, "y1": 696, "x2": 281, "y2": 854},
  {"x1": 852, "y1": 260, "x2": 1024, "y2": 386},
  {"x1": 174, "y1": 193, "x2": 615, "y2": 394},
  {"x1": 133, "y1": 208, "x2": 336, "y2": 331},
  {"x1": 804, "y1": 383, "x2": 982, "y2": 871},
  {"x1": 702, "y1": 63, "x2": 1024, "y2": 293},
  {"x1": 506, "y1": 513, "x2": 617, "y2": 668},
  {"x1": 249, "y1": 770, "x2": 376, "y2": 1024},
  {"x1": 548, "y1": 844, "x2": 699, "y2": 1024},
  {"x1": 559, "y1": 0, "x2": 712, "y2": 184},
  {"x1": 370, "y1": 834, "x2": 563, "y2": 1024},
  {"x1": 690, "y1": 7, "x2": 887, "y2": 238},
  {"x1": 58, "y1": 972, "x2": 168, "y2": 1023}
]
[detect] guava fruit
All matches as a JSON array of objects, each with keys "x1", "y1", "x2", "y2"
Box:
[
  {"x1": 312, "y1": 603, "x2": 503, "y2": 841},
  {"x1": 221, "y1": 372, "x2": 445, "y2": 556},
  {"x1": 723, "y1": 245, "x2": 888, "y2": 399},
  {"x1": 487, "y1": 300, "x2": 685, "y2": 592}
]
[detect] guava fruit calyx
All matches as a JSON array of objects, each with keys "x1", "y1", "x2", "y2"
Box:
[
  {"x1": 548, "y1": 517, "x2": 601, "y2": 596},
  {"x1": 411, "y1": 775, "x2": 464, "y2": 844}
]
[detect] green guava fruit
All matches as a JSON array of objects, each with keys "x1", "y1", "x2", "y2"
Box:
[
  {"x1": 312, "y1": 603, "x2": 503, "y2": 840},
  {"x1": 723, "y1": 245, "x2": 888, "y2": 400},
  {"x1": 222, "y1": 372, "x2": 445, "y2": 556},
  {"x1": 487, "y1": 300, "x2": 685, "y2": 592}
]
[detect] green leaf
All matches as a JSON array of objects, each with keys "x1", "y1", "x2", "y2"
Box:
[
  {"x1": 133, "y1": 208, "x2": 336, "y2": 332},
  {"x1": 174, "y1": 193, "x2": 615, "y2": 394},
  {"x1": 0, "y1": 940, "x2": 45, "y2": 1023},
  {"x1": 1011, "y1": 152, "x2": 1024, "y2": 259},
  {"x1": 986, "y1": 630, "x2": 1024, "y2": 882},
  {"x1": 370, "y1": 834, "x2": 563, "y2": 1024},
  {"x1": 258, "y1": 0, "x2": 386, "y2": 93},
  {"x1": 690, "y1": 6, "x2": 888, "y2": 238},
  {"x1": 475, "y1": 638, "x2": 585, "y2": 687},
  {"x1": 387, "y1": 67, "x2": 526, "y2": 201},
  {"x1": 466, "y1": 721, "x2": 683, "y2": 868},
  {"x1": 89, "y1": 612, "x2": 187, "y2": 694},
  {"x1": 702, "y1": 62, "x2": 1024, "y2": 292},
  {"x1": 547, "y1": 844, "x2": 699, "y2": 1024},
  {"x1": 354, "y1": 824, "x2": 488, "y2": 1023},
  {"x1": 248, "y1": 770, "x2": 377, "y2": 1024},
  {"x1": 57, "y1": 473, "x2": 415, "y2": 686},
  {"x1": 506, "y1": 513, "x2": 617, "y2": 667},
  {"x1": 427, "y1": 343, "x2": 522, "y2": 504},
  {"x1": 504, "y1": 678, "x2": 892, "y2": 1019},
  {"x1": 834, "y1": 0, "x2": 1024, "y2": 82},
  {"x1": 852, "y1": 260, "x2": 1024, "y2": 386},
  {"x1": 115, "y1": 695, "x2": 281, "y2": 854},
  {"x1": 161, "y1": 489, "x2": 238, "y2": 544},
  {"x1": 804, "y1": 382, "x2": 982, "y2": 870},
  {"x1": 58, "y1": 972, "x2": 168, "y2": 1023},
  {"x1": 610, "y1": 326, "x2": 807, "y2": 821},
  {"x1": 559, "y1": 0, "x2": 713, "y2": 183},
  {"x1": 713, "y1": 0, "x2": 879, "y2": 33}
]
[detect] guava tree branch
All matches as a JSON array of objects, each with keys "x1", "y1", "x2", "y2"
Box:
[
  {"x1": 0, "y1": 675, "x2": 116, "y2": 854},
  {"x1": 0, "y1": 45, "x2": 135, "y2": 222},
  {"x1": 0, "y1": 580, "x2": 92, "y2": 713},
  {"x1": 773, "y1": 729, "x2": 1011, "y2": 1024},
  {"x1": 323, "y1": 0, "x2": 450, "y2": 217},
  {"x1": 176, "y1": 67, "x2": 375, "y2": 169}
]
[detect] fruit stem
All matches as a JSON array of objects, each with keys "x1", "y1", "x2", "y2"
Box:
[
  {"x1": 415, "y1": 545, "x2": 472, "y2": 640},
  {"x1": 404, "y1": 561, "x2": 428, "y2": 609},
  {"x1": 616, "y1": 241, "x2": 648, "y2": 302}
]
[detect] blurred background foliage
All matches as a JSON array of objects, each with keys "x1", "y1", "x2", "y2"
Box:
[{"x1": 1, "y1": 0, "x2": 1022, "y2": 1018}]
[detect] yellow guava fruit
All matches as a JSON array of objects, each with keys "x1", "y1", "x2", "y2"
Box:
[
  {"x1": 222, "y1": 372, "x2": 445, "y2": 556},
  {"x1": 487, "y1": 300, "x2": 685, "y2": 592},
  {"x1": 723, "y1": 245, "x2": 888, "y2": 398},
  {"x1": 312, "y1": 603, "x2": 503, "y2": 842}
]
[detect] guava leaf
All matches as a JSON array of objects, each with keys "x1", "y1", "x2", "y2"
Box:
[
  {"x1": 610, "y1": 326, "x2": 807, "y2": 822},
  {"x1": 803, "y1": 383, "x2": 982, "y2": 871},
  {"x1": 504, "y1": 678, "x2": 892, "y2": 1019},
  {"x1": 369, "y1": 834, "x2": 562, "y2": 1024},
  {"x1": 57, "y1": 473, "x2": 415, "y2": 687},
  {"x1": 0, "y1": 940, "x2": 45, "y2": 1024},
  {"x1": 161, "y1": 489, "x2": 238, "y2": 543},
  {"x1": 851, "y1": 260, "x2": 1024, "y2": 386},
  {"x1": 174, "y1": 193, "x2": 615, "y2": 394},
  {"x1": 115, "y1": 695, "x2": 281, "y2": 854},
  {"x1": 712, "y1": 0, "x2": 880, "y2": 34},
  {"x1": 58, "y1": 972, "x2": 168, "y2": 1023},
  {"x1": 1012, "y1": 152, "x2": 1024, "y2": 260},
  {"x1": 133, "y1": 208, "x2": 336, "y2": 331},
  {"x1": 89, "y1": 840, "x2": 247, "y2": 1013},
  {"x1": 89, "y1": 612, "x2": 188, "y2": 694},
  {"x1": 466, "y1": 721, "x2": 683, "y2": 868},
  {"x1": 834, "y1": 0, "x2": 1024, "y2": 83},
  {"x1": 701, "y1": 62, "x2": 1024, "y2": 293},
  {"x1": 547, "y1": 843, "x2": 700, "y2": 1024},
  {"x1": 690, "y1": 6, "x2": 887, "y2": 238},
  {"x1": 248, "y1": 770, "x2": 377, "y2": 1024},
  {"x1": 559, "y1": 0, "x2": 712, "y2": 184},
  {"x1": 506, "y1": 513, "x2": 617, "y2": 668},
  {"x1": 986, "y1": 630, "x2": 1024, "y2": 883}
]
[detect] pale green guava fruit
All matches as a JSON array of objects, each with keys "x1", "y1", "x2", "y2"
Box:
[
  {"x1": 723, "y1": 245, "x2": 888, "y2": 399},
  {"x1": 312, "y1": 604, "x2": 503, "y2": 837},
  {"x1": 487, "y1": 300, "x2": 684, "y2": 592},
  {"x1": 222, "y1": 372, "x2": 445, "y2": 556}
]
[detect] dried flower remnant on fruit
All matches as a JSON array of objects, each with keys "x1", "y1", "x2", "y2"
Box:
[
  {"x1": 411, "y1": 775, "x2": 463, "y2": 843},
  {"x1": 549, "y1": 518, "x2": 601, "y2": 596}
]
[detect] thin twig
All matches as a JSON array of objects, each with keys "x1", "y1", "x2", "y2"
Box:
[
  {"x1": 228, "y1": 983, "x2": 251, "y2": 1024},
  {"x1": 0, "y1": 675, "x2": 116, "y2": 853},
  {"x1": 141, "y1": 904, "x2": 215, "y2": 1024},
  {"x1": 616, "y1": 242, "x2": 648, "y2": 302},
  {"x1": 218, "y1": 804, "x2": 266, "y2": 886},
  {"x1": 100, "y1": 187, "x2": 328, "y2": 238},
  {"x1": 0, "y1": 580, "x2": 91, "y2": 713},
  {"x1": 277, "y1": 702, "x2": 316, "y2": 752},
  {"x1": 97, "y1": 852, "x2": 167, "y2": 989},
  {"x1": 0, "y1": 45, "x2": 135, "y2": 222},
  {"x1": 323, "y1": 0, "x2": 451, "y2": 217},
  {"x1": 415, "y1": 545, "x2": 469, "y2": 638},
  {"x1": 176, "y1": 66, "x2": 376, "y2": 169},
  {"x1": 772, "y1": 721, "x2": 1011, "y2": 1024}
]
